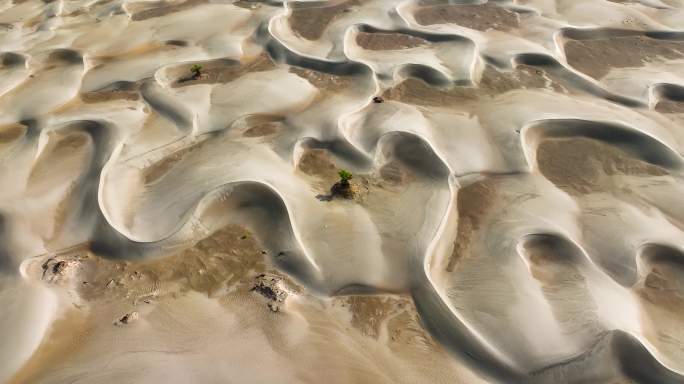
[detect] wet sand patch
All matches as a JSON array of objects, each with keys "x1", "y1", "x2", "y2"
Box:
[
  {"x1": 521, "y1": 235, "x2": 602, "y2": 339},
  {"x1": 414, "y1": 3, "x2": 519, "y2": 31},
  {"x1": 129, "y1": 0, "x2": 209, "y2": 21},
  {"x1": 336, "y1": 294, "x2": 442, "y2": 351},
  {"x1": 447, "y1": 179, "x2": 497, "y2": 272},
  {"x1": 383, "y1": 65, "x2": 561, "y2": 107},
  {"x1": 289, "y1": 67, "x2": 354, "y2": 92},
  {"x1": 341, "y1": 295, "x2": 403, "y2": 338},
  {"x1": 288, "y1": 0, "x2": 361, "y2": 40},
  {"x1": 23, "y1": 226, "x2": 271, "y2": 302},
  {"x1": 171, "y1": 53, "x2": 276, "y2": 87},
  {"x1": 27, "y1": 131, "x2": 91, "y2": 188},
  {"x1": 355, "y1": 31, "x2": 428, "y2": 50},
  {"x1": 537, "y1": 137, "x2": 667, "y2": 195},
  {"x1": 81, "y1": 89, "x2": 140, "y2": 103},
  {"x1": 297, "y1": 148, "x2": 338, "y2": 183},
  {"x1": 564, "y1": 36, "x2": 684, "y2": 79},
  {"x1": 0, "y1": 122, "x2": 27, "y2": 144},
  {"x1": 12, "y1": 226, "x2": 303, "y2": 382},
  {"x1": 377, "y1": 160, "x2": 414, "y2": 187},
  {"x1": 142, "y1": 141, "x2": 205, "y2": 184},
  {"x1": 636, "y1": 246, "x2": 684, "y2": 364},
  {"x1": 638, "y1": 246, "x2": 684, "y2": 310},
  {"x1": 655, "y1": 100, "x2": 684, "y2": 114},
  {"x1": 242, "y1": 114, "x2": 283, "y2": 137}
]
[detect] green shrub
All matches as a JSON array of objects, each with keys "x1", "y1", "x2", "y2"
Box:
[
  {"x1": 338, "y1": 169, "x2": 352, "y2": 184},
  {"x1": 190, "y1": 64, "x2": 202, "y2": 76}
]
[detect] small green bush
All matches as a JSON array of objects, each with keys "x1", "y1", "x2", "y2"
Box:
[
  {"x1": 338, "y1": 169, "x2": 352, "y2": 184},
  {"x1": 190, "y1": 64, "x2": 202, "y2": 76}
]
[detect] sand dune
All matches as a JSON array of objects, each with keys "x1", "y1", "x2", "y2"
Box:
[{"x1": 2, "y1": 0, "x2": 684, "y2": 383}]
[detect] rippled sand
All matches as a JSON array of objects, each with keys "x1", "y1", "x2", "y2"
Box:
[{"x1": 2, "y1": 0, "x2": 684, "y2": 383}]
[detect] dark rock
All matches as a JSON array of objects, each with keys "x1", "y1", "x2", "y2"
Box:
[
  {"x1": 250, "y1": 274, "x2": 289, "y2": 312},
  {"x1": 117, "y1": 311, "x2": 139, "y2": 325},
  {"x1": 330, "y1": 181, "x2": 354, "y2": 199}
]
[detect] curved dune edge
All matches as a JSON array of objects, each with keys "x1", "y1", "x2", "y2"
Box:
[{"x1": 2, "y1": 0, "x2": 684, "y2": 382}]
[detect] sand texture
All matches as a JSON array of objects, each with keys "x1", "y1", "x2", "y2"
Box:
[{"x1": 2, "y1": 0, "x2": 684, "y2": 383}]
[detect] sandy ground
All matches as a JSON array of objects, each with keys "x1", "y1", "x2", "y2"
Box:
[{"x1": 2, "y1": 0, "x2": 684, "y2": 383}]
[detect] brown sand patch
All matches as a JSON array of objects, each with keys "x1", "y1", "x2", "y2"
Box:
[
  {"x1": 297, "y1": 148, "x2": 337, "y2": 182},
  {"x1": 414, "y1": 3, "x2": 519, "y2": 31},
  {"x1": 23, "y1": 226, "x2": 270, "y2": 303},
  {"x1": 288, "y1": 0, "x2": 361, "y2": 40},
  {"x1": 23, "y1": 14, "x2": 44, "y2": 29},
  {"x1": 81, "y1": 90, "x2": 140, "y2": 103},
  {"x1": 640, "y1": 266, "x2": 684, "y2": 310},
  {"x1": 93, "y1": 42, "x2": 166, "y2": 62},
  {"x1": 383, "y1": 65, "x2": 562, "y2": 107},
  {"x1": 79, "y1": 78, "x2": 143, "y2": 104},
  {"x1": 378, "y1": 160, "x2": 414, "y2": 187},
  {"x1": 142, "y1": 141, "x2": 205, "y2": 184},
  {"x1": 564, "y1": 36, "x2": 684, "y2": 79},
  {"x1": 537, "y1": 137, "x2": 668, "y2": 195},
  {"x1": 93, "y1": 227, "x2": 267, "y2": 299},
  {"x1": 129, "y1": 0, "x2": 209, "y2": 21},
  {"x1": 355, "y1": 31, "x2": 428, "y2": 50},
  {"x1": 172, "y1": 53, "x2": 276, "y2": 87},
  {"x1": 242, "y1": 114, "x2": 283, "y2": 137},
  {"x1": 655, "y1": 100, "x2": 684, "y2": 114},
  {"x1": 289, "y1": 67, "x2": 353, "y2": 92},
  {"x1": 338, "y1": 295, "x2": 440, "y2": 349},
  {"x1": 12, "y1": 227, "x2": 299, "y2": 382},
  {"x1": 342, "y1": 295, "x2": 402, "y2": 338},
  {"x1": 0, "y1": 122, "x2": 27, "y2": 144},
  {"x1": 480, "y1": 65, "x2": 565, "y2": 94},
  {"x1": 383, "y1": 78, "x2": 477, "y2": 106},
  {"x1": 125, "y1": 0, "x2": 167, "y2": 15},
  {"x1": 521, "y1": 237, "x2": 602, "y2": 339},
  {"x1": 524, "y1": 239, "x2": 581, "y2": 283},
  {"x1": 447, "y1": 179, "x2": 497, "y2": 272},
  {"x1": 65, "y1": 8, "x2": 85, "y2": 17},
  {"x1": 89, "y1": 0, "x2": 116, "y2": 9},
  {"x1": 7, "y1": 308, "x2": 95, "y2": 384},
  {"x1": 637, "y1": 264, "x2": 684, "y2": 369},
  {"x1": 40, "y1": 182, "x2": 81, "y2": 248},
  {"x1": 233, "y1": 0, "x2": 262, "y2": 9},
  {"x1": 28, "y1": 131, "x2": 91, "y2": 188}
]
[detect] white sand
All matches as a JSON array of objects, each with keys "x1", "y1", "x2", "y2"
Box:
[{"x1": 1, "y1": 0, "x2": 684, "y2": 383}]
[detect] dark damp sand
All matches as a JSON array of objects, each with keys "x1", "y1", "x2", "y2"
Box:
[
  {"x1": 172, "y1": 54, "x2": 276, "y2": 88},
  {"x1": 383, "y1": 65, "x2": 563, "y2": 107},
  {"x1": 288, "y1": 0, "x2": 361, "y2": 40},
  {"x1": 564, "y1": 36, "x2": 684, "y2": 79},
  {"x1": 537, "y1": 137, "x2": 668, "y2": 195},
  {"x1": 355, "y1": 32, "x2": 428, "y2": 50},
  {"x1": 447, "y1": 179, "x2": 497, "y2": 272},
  {"x1": 414, "y1": 3, "x2": 519, "y2": 32}
]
